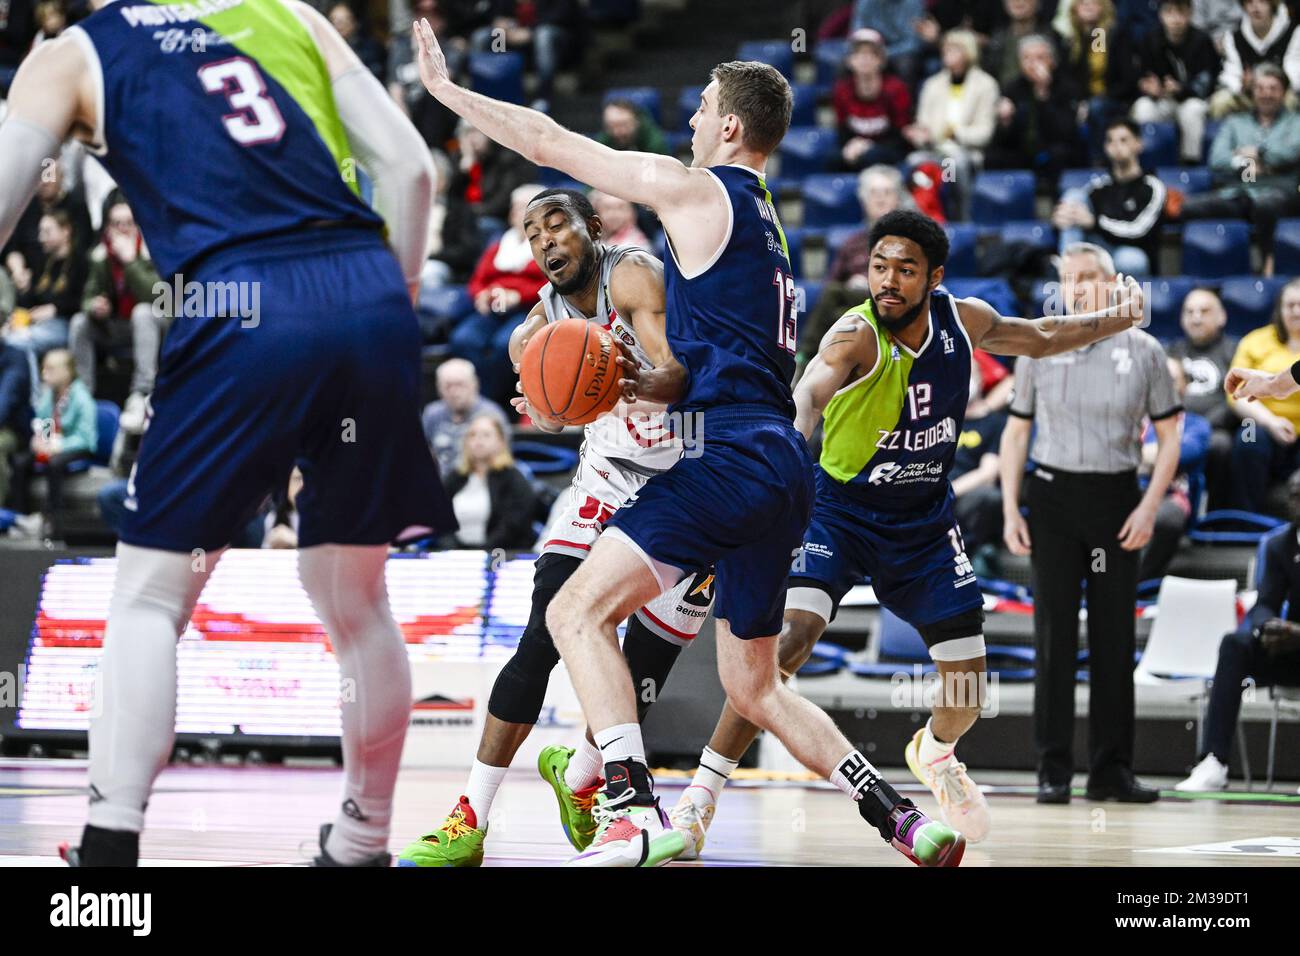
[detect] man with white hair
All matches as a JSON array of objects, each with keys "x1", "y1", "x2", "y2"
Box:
[
  {"x1": 422, "y1": 358, "x2": 508, "y2": 479},
  {"x1": 1000, "y1": 242, "x2": 1181, "y2": 805}
]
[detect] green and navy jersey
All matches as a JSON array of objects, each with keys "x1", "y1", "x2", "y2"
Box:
[
  {"x1": 68, "y1": 0, "x2": 381, "y2": 278},
  {"x1": 820, "y1": 290, "x2": 972, "y2": 510}
]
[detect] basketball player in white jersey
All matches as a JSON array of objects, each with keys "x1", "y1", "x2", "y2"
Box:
[{"x1": 398, "y1": 188, "x2": 713, "y2": 866}]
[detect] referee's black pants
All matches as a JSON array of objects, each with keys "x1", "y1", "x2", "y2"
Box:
[{"x1": 1026, "y1": 466, "x2": 1141, "y2": 786}]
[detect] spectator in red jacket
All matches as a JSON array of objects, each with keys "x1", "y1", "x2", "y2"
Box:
[
  {"x1": 832, "y1": 28, "x2": 914, "y2": 171},
  {"x1": 449, "y1": 183, "x2": 546, "y2": 404}
]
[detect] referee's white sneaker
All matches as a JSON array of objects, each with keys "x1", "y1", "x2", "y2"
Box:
[{"x1": 1175, "y1": 754, "x2": 1229, "y2": 792}]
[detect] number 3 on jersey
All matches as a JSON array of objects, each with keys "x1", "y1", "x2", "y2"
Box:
[
  {"x1": 198, "y1": 57, "x2": 286, "y2": 146},
  {"x1": 774, "y1": 268, "x2": 798, "y2": 354}
]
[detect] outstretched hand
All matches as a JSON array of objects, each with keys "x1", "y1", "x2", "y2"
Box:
[
  {"x1": 1226, "y1": 366, "x2": 1300, "y2": 402},
  {"x1": 412, "y1": 18, "x2": 451, "y2": 96},
  {"x1": 1112, "y1": 272, "x2": 1145, "y2": 328}
]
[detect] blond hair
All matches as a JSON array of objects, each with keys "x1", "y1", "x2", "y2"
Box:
[{"x1": 458, "y1": 413, "x2": 515, "y2": 475}]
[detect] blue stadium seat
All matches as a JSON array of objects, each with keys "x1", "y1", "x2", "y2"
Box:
[
  {"x1": 586, "y1": 0, "x2": 639, "y2": 23},
  {"x1": 1139, "y1": 122, "x2": 1179, "y2": 168},
  {"x1": 603, "y1": 87, "x2": 661, "y2": 125},
  {"x1": 420, "y1": 285, "x2": 474, "y2": 322},
  {"x1": 823, "y1": 223, "x2": 860, "y2": 258},
  {"x1": 801, "y1": 173, "x2": 860, "y2": 229},
  {"x1": 970, "y1": 170, "x2": 1036, "y2": 224},
  {"x1": 814, "y1": 38, "x2": 850, "y2": 88},
  {"x1": 777, "y1": 125, "x2": 837, "y2": 179},
  {"x1": 468, "y1": 51, "x2": 524, "y2": 104},
  {"x1": 1146, "y1": 277, "x2": 1197, "y2": 340},
  {"x1": 1000, "y1": 220, "x2": 1056, "y2": 251},
  {"x1": 1058, "y1": 167, "x2": 1108, "y2": 196},
  {"x1": 1201, "y1": 120, "x2": 1222, "y2": 163},
  {"x1": 56, "y1": 401, "x2": 120, "y2": 476},
  {"x1": 1156, "y1": 165, "x2": 1212, "y2": 195},
  {"x1": 847, "y1": 607, "x2": 935, "y2": 677},
  {"x1": 1275, "y1": 218, "x2": 1300, "y2": 274},
  {"x1": 790, "y1": 82, "x2": 819, "y2": 127},
  {"x1": 737, "y1": 40, "x2": 794, "y2": 78},
  {"x1": 677, "y1": 85, "x2": 703, "y2": 132},
  {"x1": 1182, "y1": 220, "x2": 1251, "y2": 277},
  {"x1": 943, "y1": 223, "x2": 980, "y2": 277},
  {"x1": 942, "y1": 278, "x2": 1019, "y2": 317},
  {"x1": 1221, "y1": 276, "x2": 1287, "y2": 336},
  {"x1": 796, "y1": 279, "x2": 823, "y2": 318}
]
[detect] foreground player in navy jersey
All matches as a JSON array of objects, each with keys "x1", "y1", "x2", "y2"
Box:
[
  {"x1": 413, "y1": 23, "x2": 966, "y2": 867},
  {"x1": 0, "y1": 0, "x2": 454, "y2": 865}
]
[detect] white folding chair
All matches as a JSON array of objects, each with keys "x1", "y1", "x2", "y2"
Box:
[
  {"x1": 1267, "y1": 684, "x2": 1300, "y2": 791},
  {"x1": 1134, "y1": 577, "x2": 1242, "y2": 776}
]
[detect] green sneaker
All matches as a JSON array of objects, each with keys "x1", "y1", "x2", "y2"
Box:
[
  {"x1": 537, "y1": 745, "x2": 600, "y2": 851},
  {"x1": 397, "y1": 796, "x2": 486, "y2": 867}
]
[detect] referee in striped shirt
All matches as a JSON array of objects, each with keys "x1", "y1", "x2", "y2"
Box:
[{"x1": 1000, "y1": 243, "x2": 1182, "y2": 805}]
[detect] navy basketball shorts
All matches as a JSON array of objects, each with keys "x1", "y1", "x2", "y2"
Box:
[
  {"x1": 121, "y1": 227, "x2": 455, "y2": 553},
  {"x1": 788, "y1": 467, "x2": 985, "y2": 657},
  {"x1": 603, "y1": 404, "x2": 815, "y2": 640}
]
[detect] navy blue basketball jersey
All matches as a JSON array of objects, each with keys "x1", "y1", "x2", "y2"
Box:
[
  {"x1": 68, "y1": 0, "x2": 382, "y2": 277},
  {"x1": 662, "y1": 164, "x2": 797, "y2": 418},
  {"x1": 820, "y1": 291, "x2": 974, "y2": 510}
]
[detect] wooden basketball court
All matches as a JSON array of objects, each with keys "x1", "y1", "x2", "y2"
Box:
[{"x1": 2, "y1": 759, "x2": 1296, "y2": 867}]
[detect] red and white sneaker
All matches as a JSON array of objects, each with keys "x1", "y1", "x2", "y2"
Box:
[{"x1": 566, "y1": 789, "x2": 687, "y2": 867}]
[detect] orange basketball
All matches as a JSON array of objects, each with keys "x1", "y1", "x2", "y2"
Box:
[{"x1": 519, "y1": 318, "x2": 622, "y2": 426}]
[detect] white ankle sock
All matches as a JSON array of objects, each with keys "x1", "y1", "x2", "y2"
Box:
[
  {"x1": 88, "y1": 544, "x2": 219, "y2": 833},
  {"x1": 300, "y1": 545, "x2": 411, "y2": 865},
  {"x1": 691, "y1": 746, "x2": 739, "y2": 797},
  {"x1": 465, "y1": 760, "x2": 509, "y2": 822},
  {"x1": 916, "y1": 719, "x2": 957, "y2": 768},
  {"x1": 564, "y1": 738, "x2": 602, "y2": 790},
  {"x1": 829, "y1": 749, "x2": 883, "y2": 800},
  {"x1": 594, "y1": 722, "x2": 645, "y2": 765}
]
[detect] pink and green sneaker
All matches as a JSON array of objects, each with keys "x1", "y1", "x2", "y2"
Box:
[{"x1": 888, "y1": 804, "x2": 966, "y2": 867}]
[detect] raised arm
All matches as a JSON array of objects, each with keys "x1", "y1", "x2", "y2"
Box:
[
  {"x1": 412, "y1": 20, "x2": 709, "y2": 216},
  {"x1": 793, "y1": 314, "x2": 878, "y2": 441},
  {"x1": 956, "y1": 276, "x2": 1145, "y2": 358},
  {"x1": 0, "y1": 36, "x2": 94, "y2": 251}
]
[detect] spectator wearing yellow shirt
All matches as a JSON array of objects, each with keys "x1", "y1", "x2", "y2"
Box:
[{"x1": 1228, "y1": 277, "x2": 1300, "y2": 511}]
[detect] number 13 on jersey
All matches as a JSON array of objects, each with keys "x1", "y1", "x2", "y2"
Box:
[{"x1": 774, "y1": 268, "x2": 798, "y2": 354}]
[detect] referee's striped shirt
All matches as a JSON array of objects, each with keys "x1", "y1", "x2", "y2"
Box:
[{"x1": 1008, "y1": 328, "x2": 1182, "y2": 473}]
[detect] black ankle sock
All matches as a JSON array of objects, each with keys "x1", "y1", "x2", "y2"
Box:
[
  {"x1": 603, "y1": 759, "x2": 655, "y2": 806},
  {"x1": 78, "y1": 824, "x2": 140, "y2": 867},
  {"x1": 856, "y1": 778, "x2": 909, "y2": 841}
]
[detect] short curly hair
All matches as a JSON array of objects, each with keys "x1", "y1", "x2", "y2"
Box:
[{"x1": 866, "y1": 210, "x2": 950, "y2": 271}]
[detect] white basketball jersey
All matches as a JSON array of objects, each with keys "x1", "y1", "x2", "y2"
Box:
[{"x1": 538, "y1": 244, "x2": 681, "y2": 474}]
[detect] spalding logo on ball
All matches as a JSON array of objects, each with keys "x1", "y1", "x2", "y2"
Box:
[{"x1": 520, "y1": 317, "x2": 623, "y2": 425}]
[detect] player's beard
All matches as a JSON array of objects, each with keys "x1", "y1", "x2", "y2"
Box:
[
  {"x1": 868, "y1": 290, "x2": 928, "y2": 334},
  {"x1": 552, "y1": 247, "x2": 600, "y2": 296}
]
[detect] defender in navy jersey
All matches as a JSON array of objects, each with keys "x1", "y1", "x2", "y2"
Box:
[
  {"x1": 414, "y1": 23, "x2": 967, "y2": 867},
  {"x1": 0, "y1": 0, "x2": 452, "y2": 866},
  {"x1": 673, "y1": 212, "x2": 1152, "y2": 857}
]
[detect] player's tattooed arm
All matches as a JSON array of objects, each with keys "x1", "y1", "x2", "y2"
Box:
[
  {"x1": 608, "y1": 253, "x2": 687, "y2": 406},
  {"x1": 509, "y1": 304, "x2": 564, "y2": 433},
  {"x1": 793, "y1": 314, "x2": 877, "y2": 441},
  {"x1": 956, "y1": 275, "x2": 1145, "y2": 358}
]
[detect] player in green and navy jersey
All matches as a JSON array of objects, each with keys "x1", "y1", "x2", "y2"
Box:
[{"x1": 669, "y1": 211, "x2": 1150, "y2": 859}]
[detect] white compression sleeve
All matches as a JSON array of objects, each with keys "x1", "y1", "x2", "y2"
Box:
[
  {"x1": 0, "y1": 117, "x2": 61, "y2": 251},
  {"x1": 332, "y1": 65, "x2": 434, "y2": 286}
]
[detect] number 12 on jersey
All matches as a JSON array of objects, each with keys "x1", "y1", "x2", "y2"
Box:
[{"x1": 774, "y1": 268, "x2": 798, "y2": 354}]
